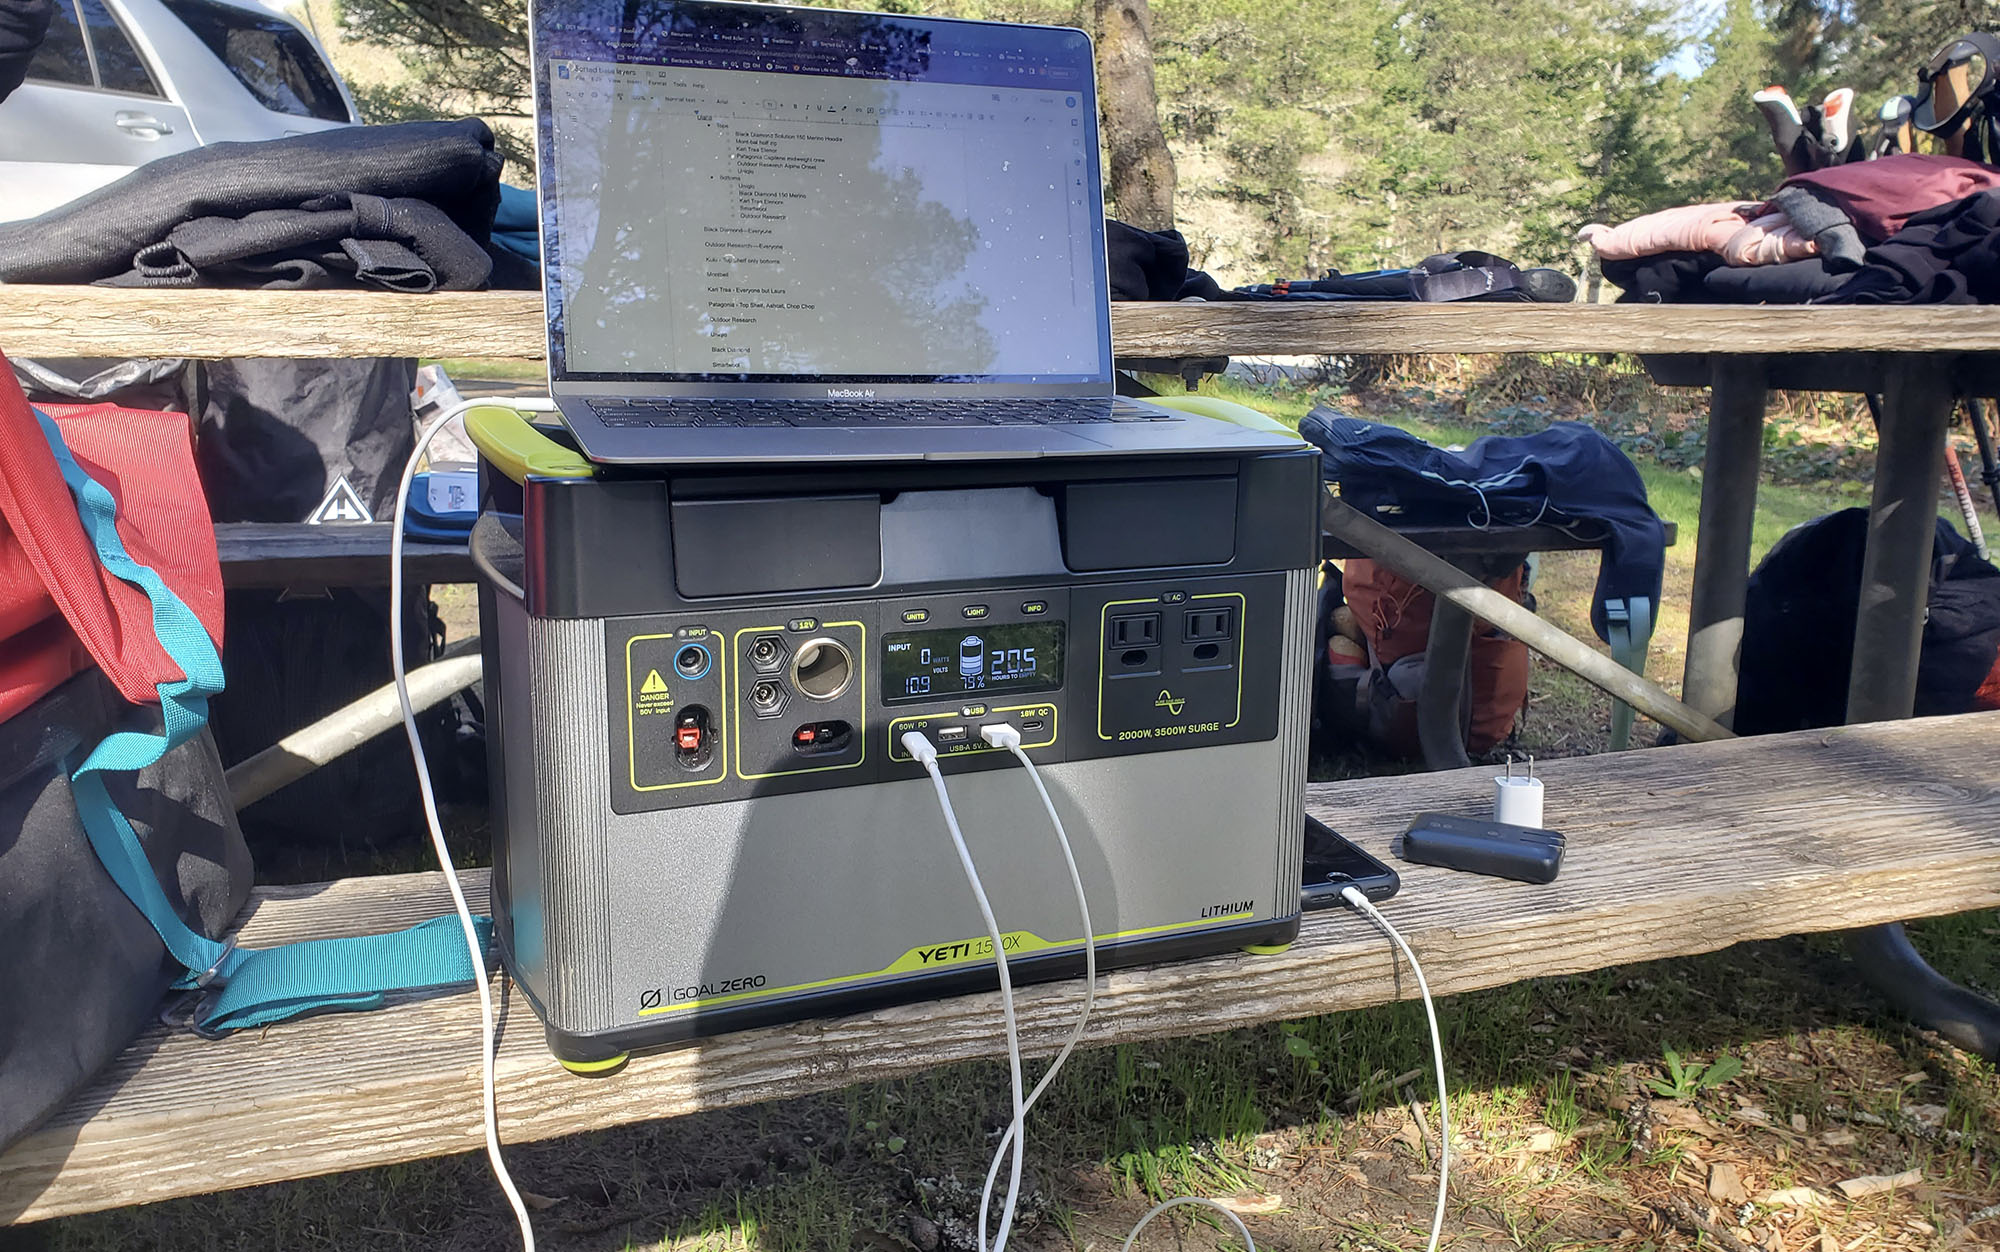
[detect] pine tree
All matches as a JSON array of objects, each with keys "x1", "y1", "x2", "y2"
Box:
[
  {"x1": 333, "y1": 0, "x2": 534, "y2": 167},
  {"x1": 1667, "y1": 0, "x2": 1784, "y2": 202}
]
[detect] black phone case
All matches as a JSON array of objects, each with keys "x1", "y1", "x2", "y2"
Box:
[
  {"x1": 1301, "y1": 816, "x2": 1401, "y2": 908},
  {"x1": 1399, "y1": 811, "x2": 1564, "y2": 884}
]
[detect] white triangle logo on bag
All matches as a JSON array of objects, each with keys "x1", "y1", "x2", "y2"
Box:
[{"x1": 307, "y1": 475, "x2": 373, "y2": 525}]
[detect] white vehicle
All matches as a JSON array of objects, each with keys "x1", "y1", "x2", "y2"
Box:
[{"x1": 0, "y1": 0, "x2": 358, "y2": 222}]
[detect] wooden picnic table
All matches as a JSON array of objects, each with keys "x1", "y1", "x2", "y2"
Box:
[
  {"x1": 5, "y1": 711, "x2": 1998, "y2": 1221},
  {"x1": 4, "y1": 287, "x2": 2000, "y2": 1218}
]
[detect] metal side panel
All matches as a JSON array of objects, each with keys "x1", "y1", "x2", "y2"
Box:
[
  {"x1": 527, "y1": 616, "x2": 616, "y2": 1032},
  {"x1": 1273, "y1": 566, "x2": 1313, "y2": 916},
  {"x1": 491, "y1": 592, "x2": 549, "y2": 1006}
]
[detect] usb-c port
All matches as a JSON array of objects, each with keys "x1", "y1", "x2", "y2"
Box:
[{"x1": 1020, "y1": 719, "x2": 1045, "y2": 733}]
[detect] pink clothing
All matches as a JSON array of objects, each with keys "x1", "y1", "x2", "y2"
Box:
[
  {"x1": 1578, "y1": 202, "x2": 1761, "y2": 261},
  {"x1": 1718, "y1": 212, "x2": 1817, "y2": 266}
]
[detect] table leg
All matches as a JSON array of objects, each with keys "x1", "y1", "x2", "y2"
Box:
[
  {"x1": 1681, "y1": 357, "x2": 1766, "y2": 727},
  {"x1": 1844, "y1": 357, "x2": 2000, "y2": 1059},
  {"x1": 1416, "y1": 596, "x2": 1475, "y2": 771}
]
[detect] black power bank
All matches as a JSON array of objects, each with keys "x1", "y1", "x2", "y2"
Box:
[{"x1": 1399, "y1": 812, "x2": 1565, "y2": 884}]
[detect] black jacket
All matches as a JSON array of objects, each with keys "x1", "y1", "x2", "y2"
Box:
[
  {"x1": 1300, "y1": 409, "x2": 1667, "y2": 642},
  {"x1": 0, "y1": 118, "x2": 525, "y2": 290},
  {"x1": 0, "y1": 0, "x2": 49, "y2": 103}
]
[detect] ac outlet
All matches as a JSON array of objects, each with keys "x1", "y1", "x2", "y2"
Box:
[
  {"x1": 1107, "y1": 612, "x2": 1161, "y2": 650},
  {"x1": 1183, "y1": 607, "x2": 1234, "y2": 641}
]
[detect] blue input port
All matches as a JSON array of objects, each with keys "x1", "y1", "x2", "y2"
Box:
[{"x1": 674, "y1": 642, "x2": 712, "y2": 681}]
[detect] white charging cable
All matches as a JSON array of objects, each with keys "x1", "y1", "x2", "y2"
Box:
[
  {"x1": 1339, "y1": 884, "x2": 1449, "y2": 1252},
  {"x1": 899, "y1": 730, "x2": 1027, "y2": 1249},
  {"x1": 393, "y1": 395, "x2": 555, "y2": 1252},
  {"x1": 905, "y1": 726, "x2": 1268, "y2": 1252},
  {"x1": 973, "y1": 724, "x2": 1094, "y2": 1249}
]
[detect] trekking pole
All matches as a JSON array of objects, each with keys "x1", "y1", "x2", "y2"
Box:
[
  {"x1": 1964, "y1": 396, "x2": 2000, "y2": 518},
  {"x1": 1946, "y1": 443, "x2": 1990, "y2": 559}
]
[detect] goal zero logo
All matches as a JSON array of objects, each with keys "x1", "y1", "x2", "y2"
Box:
[{"x1": 306, "y1": 475, "x2": 372, "y2": 524}]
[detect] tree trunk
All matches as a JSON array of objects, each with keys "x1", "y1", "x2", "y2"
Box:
[{"x1": 1094, "y1": 0, "x2": 1176, "y2": 231}]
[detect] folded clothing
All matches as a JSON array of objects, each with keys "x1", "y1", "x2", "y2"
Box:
[
  {"x1": 1766, "y1": 186, "x2": 1866, "y2": 270},
  {"x1": 1579, "y1": 202, "x2": 1761, "y2": 261},
  {"x1": 1781, "y1": 153, "x2": 2000, "y2": 242},
  {"x1": 100, "y1": 194, "x2": 492, "y2": 292},
  {"x1": 1107, "y1": 220, "x2": 1224, "y2": 300},
  {"x1": 1717, "y1": 212, "x2": 1817, "y2": 266},
  {"x1": 1826, "y1": 188, "x2": 2000, "y2": 304},
  {"x1": 1703, "y1": 257, "x2": 1849, "y2": 303},
  {"x1": 0, "y1": 119, "x2": 507, "y2": 287},
  {"x1": 1599, "y1": 251, "x2": 1724, "y2": 303}
]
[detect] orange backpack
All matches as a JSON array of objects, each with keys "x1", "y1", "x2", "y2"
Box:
[{"x1": 1341, "y1": 558, "x2": 1531, "y2": 756}]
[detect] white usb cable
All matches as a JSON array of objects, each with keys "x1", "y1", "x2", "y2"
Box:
[
  {"x1": 973, "y1": 723, "x2": 1095, "y2": 1248},
  {"x1": 1339, "y1": 884, "x2": 1449, "y2": 1252},
  {"x1": 394, "y1": 396, "x2": 556, "y2": 1252},
  {"x1": 906, "y1": 726, "x2": 1279, "y2": 1252},
  {"x1": 900, "y1": 730, "x2": 1028, "y2": 1249}
]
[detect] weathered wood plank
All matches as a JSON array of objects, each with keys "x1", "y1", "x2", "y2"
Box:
[
  {"x1": 5, "y1": 711, "x2": 1999, "y2": 1222},
  {"x1": 0, "y1": 288, "x2": 547, "y2": 360},
  {"x1": 1111, "y1": 302, "x2": 2000, "y2": 357},
  {"x1": 11, "y1": 286, "x2": 2000, "y2": 360},
  {"x1": 215, "y1": 522, "x2": 474, "y2": 588}
]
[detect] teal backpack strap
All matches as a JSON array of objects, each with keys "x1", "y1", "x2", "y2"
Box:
[
  {"x1": 1603, "y1": 596, "x2": 1654, "y2": 752},
  {"x1": 34, "y1": 407, "x2": 490, "y2": 1035}
]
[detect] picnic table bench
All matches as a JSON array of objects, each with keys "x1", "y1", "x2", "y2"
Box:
[{"x1": 3, "y1": 288, "x2": 1998, "y2": 1222}]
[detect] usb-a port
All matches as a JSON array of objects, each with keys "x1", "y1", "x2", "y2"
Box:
[
  {"x1": 1020, "y1": 719, "x2": 1046, "y2": 733},
  {"x1": 936, "y1": 726, "x2": 969, "y2": 743}
]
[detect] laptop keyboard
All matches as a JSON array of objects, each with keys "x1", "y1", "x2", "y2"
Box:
[{"x1": 586, "y1": 397, "x2": 1182, "y2": 428}]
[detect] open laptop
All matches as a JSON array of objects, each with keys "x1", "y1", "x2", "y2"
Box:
[{"x1": 529, "y1": 0, "x2": 1300, "y2": 464}]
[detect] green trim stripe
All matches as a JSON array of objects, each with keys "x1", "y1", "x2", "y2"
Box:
[{"x1": 636, "y1": 912, "x2": 1253, "y2": 1017}]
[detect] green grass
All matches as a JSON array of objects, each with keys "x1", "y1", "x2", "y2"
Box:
[{"x1": 425, "y1": 356, "x2": 547, "y2": 382}]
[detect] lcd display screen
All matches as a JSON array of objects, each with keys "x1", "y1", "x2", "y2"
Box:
[{"x1": 883, "y1": 622, "x2": 1065, "y2": 704}]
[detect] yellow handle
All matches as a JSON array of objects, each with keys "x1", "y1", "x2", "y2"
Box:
[
  {"x1": 463, "y1": 404, "x2": 594, "y2": 482},
  {"x1": 1146, "y1": 394, "x2": 1300, "y2": 437}
]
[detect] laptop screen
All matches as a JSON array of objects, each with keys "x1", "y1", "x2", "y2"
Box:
[{"x1": 533, "y1": 1, "x2": 1112, "y2": 388}]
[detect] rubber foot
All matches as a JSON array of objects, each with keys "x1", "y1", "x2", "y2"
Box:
[
  {"x1": 1240, "y1": 942, "x2": 1293, "y2": 956},
  {"x1": 558, "y1": 1052, "x2": 630, "y2": 1077}
]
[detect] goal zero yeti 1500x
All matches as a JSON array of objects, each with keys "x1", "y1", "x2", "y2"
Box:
[{"x1": 467, "y1": 410, "x2": 1321, "y2": 1068}]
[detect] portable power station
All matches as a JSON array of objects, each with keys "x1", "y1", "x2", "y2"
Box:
[{"x1": 468, "y1": 409, "x2": 1321, "y2": 1068}]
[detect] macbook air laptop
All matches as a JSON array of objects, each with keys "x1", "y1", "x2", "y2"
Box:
[{"x1": 529, "y1": 0, "x2": 1300, "y2": 464}]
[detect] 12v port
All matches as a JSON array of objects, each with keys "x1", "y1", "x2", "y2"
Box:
[
  {"x1": 674, "y1": 705, "x2": 714, "y2": 770},
  {"x1": 790, "y1": 720, "x2": 853, "y2": 755}
]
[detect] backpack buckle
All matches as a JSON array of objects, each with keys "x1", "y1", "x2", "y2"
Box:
[{"x1": 192, "y1": 937, "x2": 237, "y2": 988}]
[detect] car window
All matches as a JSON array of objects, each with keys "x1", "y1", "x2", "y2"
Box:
[
  {"x1": 78, "y1": 0, "x2": 162, "y2": 96},
  {"x1": 159, "y1": 0, "x2": 349, "y2": 122},
  {"x1": 27, "y1": 0, "x2": 93, "y2": 86}
]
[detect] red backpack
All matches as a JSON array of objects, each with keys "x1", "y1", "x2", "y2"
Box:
[{"x1": 0, "y1": 381, "x2": 223, "y2": 724}]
